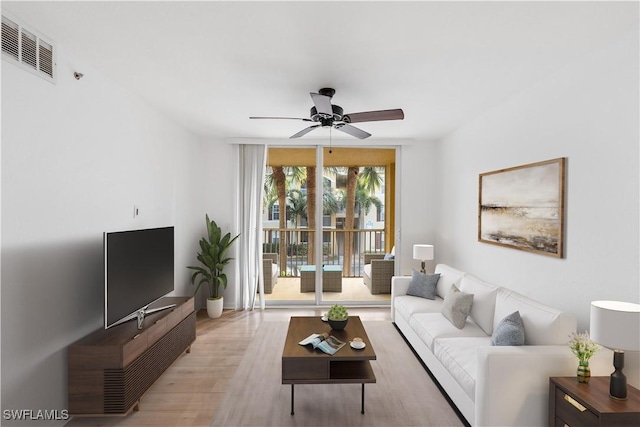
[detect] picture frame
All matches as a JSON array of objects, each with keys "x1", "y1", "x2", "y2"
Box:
[{"x1": 478, "y1": 158, "x2": 566, "y2": 258}]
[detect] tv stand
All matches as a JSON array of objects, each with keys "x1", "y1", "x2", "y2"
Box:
[{"x1": 68, "y1": 296, "x2": 195, "y2": 416}]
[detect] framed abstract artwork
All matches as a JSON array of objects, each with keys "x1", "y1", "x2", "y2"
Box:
[{"x1": 478, "y1": 158, "x2": 566, "y2": 258}]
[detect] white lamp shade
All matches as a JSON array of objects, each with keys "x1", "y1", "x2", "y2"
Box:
[
  {"x1": 590, "y1": 301, "x2": 640, "y2": 351},
  {"x1": 413, "y1": 244, "x2": 434, "y2": 261}
]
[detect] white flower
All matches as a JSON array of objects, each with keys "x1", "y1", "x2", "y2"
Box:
[{"x1": 568, "y1": 331, "x2": 600, "y2": 365}]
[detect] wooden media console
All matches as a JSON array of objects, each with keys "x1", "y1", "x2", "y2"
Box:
[{"x1": 68, "y1": 296, "x2": 196, "y2": 416}]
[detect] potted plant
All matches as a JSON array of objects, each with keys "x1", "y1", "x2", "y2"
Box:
[
  {"x1": 327, "y1": 304, "x2": 349, "y2": 330},
  {"x1": 188, "y1": 214, "x2": 240, "y2": 318}
]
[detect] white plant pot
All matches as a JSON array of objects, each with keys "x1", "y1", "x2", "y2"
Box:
[{"x1": 206, "y1": 297, "x2": 224, "y2": 318}]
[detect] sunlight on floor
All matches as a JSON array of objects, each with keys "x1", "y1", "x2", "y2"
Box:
[{"x1": 258, "y1": 277, "x2": 391, "y2": 303}]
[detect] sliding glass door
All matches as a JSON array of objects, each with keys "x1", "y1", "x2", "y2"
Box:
[{"x1": 259, "y1": 146, "x2": 395, "y2": 306}]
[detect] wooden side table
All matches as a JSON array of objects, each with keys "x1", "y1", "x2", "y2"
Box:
[{"x1": 549, "y1": 376, "x2": 640, "y2": 426}]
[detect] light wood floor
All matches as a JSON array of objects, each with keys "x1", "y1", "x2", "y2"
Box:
[{"x1": 65, "y1": 307, "x2": 391, "y2": 427}]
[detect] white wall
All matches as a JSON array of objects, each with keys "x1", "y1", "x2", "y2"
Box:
[
  {"x1": 397, "y1": 141, "x2": 440, "y2": 274},
  {"x1": 434, "y1": 28, "x2": 639, "y2": 334},
  {"x1": 0, "y1": 45, "x2": 215, "y2": 423},
  {"x1": 190, "y1": 140, "x2": 237, "y2": 309}
]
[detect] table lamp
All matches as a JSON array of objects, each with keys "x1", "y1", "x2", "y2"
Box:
[
  {"x1": 412, "y1": 244, "x2": 434, "y2": 273},
  {"x1": 590, "y1": 300, "x2": 640, "y2": 400}
]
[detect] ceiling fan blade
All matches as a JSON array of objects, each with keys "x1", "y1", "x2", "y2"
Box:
[
  {"x1": 335, "y1": 124, "x2": 371, "y2": 139},
  {"x1": 250, "y1": 116, "x2": 312, "y2": 122},
  {"x1": 310, "y1": 93, "x2": 333, "y2": 117},
  {"x1": 343, "y1": 109, "x2": 404, "y2": 124},
  {"x1": 290, "y1": 125, "x2": 321, "y2": 139}
]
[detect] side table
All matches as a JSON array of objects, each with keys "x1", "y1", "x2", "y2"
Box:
[
  {"x1": 549, "y1": 376, "x2": 640, "y2": 426},
  {"x1": 298, "y1": 265, "x2": 343, "y2": 292}
]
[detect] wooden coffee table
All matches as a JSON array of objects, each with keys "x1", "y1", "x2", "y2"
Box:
[{"x1": 281, "y1": 316, "x2": 376, "y2": 414}]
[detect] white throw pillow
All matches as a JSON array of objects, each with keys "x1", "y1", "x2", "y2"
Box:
[
  {"x1": 459, "y1": 275, "x2": 498, "y2": 335},
  {"x1": 434, "y1": 264, "x2": 465, "y2": 300}
]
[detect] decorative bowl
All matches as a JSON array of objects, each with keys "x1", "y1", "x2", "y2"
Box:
[{"x1": 328, "y1": 318, "x2": 348, "y2": 331}]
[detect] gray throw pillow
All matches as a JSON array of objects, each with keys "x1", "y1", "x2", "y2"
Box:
[
  {"x1": 491, "y1": 311, "x2": 525, "y2": 346},
  {"x1": 383, "y1": 253, "x2": 395, "y2": 260},
  {"x1": 406, "y1": 271, "x2": 440, "y2": 300},
  {"x1": 441, "y1": 284, "x2": 474, "y2": 329}
]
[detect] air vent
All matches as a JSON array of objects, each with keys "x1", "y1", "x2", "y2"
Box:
[{"x1": 2, "y1": 14, "x2": 55, "y2": 82}]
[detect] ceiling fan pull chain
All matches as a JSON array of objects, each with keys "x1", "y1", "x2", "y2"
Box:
[{"x1": 329, "y1": 127, "x2": 333, "y2": 154}]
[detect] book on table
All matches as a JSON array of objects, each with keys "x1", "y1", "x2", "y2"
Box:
[{"x1": 298, "y1": 333, "x2": 345, "y2": 355}]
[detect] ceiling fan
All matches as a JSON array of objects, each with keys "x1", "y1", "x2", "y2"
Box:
[{"x1": 250, "y1": 88, "x2": 404, "y2": 139}]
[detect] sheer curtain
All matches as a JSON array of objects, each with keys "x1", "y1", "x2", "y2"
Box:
[{"x1": 237, "y1": 144, "x2": 267, "y2": 310}]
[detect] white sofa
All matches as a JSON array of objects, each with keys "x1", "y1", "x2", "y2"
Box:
[{"x1": 391, "y1": 264, "x2": 611, "y2": 427}]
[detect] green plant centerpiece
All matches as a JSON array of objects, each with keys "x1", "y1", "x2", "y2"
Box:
[
  {"x1": 188, "y1": 214, "x2": 240, "y2": 318},
  {"x1": 327, "y1": 304, "x2": 349, "y2": 330}
]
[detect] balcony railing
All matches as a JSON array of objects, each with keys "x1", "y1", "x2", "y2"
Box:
[{"x1": 262, "y1": 228, "x2": 386, "y2": 277}]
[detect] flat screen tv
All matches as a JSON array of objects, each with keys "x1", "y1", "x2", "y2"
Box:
[{"x1": 104, "y1": 226, "x2": 174, "y2": 329}]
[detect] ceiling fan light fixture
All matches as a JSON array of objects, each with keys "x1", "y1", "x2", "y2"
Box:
[{"x1": 310, "y1": 104, "x2": 343, "y2": 123}]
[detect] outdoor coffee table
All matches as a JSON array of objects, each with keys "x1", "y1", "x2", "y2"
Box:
[
  {"x1": 281, "y1": 316, "x2": 376, "y2": 414},
  {"x1": 298, "y1": 265, "x2": 343, "y2": 292}
]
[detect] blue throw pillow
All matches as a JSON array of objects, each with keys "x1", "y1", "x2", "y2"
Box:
[
  {"x1": 383, "y1": 253, "x2": 395, "y2": 260},
  {"x1": 406, "y1": 270, "x2": 440, "y2": 300},
  {"x1": 491, "y1": 311, "x2": 525, "y2": 346}
]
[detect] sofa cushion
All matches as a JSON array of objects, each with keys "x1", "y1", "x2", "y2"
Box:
[
  {"x1": 433, "y1": 337, "x2": 491, "y2": 402},
  {"x1": 434, "y1": 264, "x2": 465, "y2": 299},
  {"x1": 394, "y1": 295, "x2": 443, "y2": 323},
  {"x1": 491, "y1": 311, "x2": 525, "y2": 346},
  {"x1": 406, "y1": 270, "x2": 440, "y2": 299},
  {"x1": 410, "y1": 312, "x2": 488, "y2": 351},
  {"x1": 441, "y1": 285, "x2": 474, "y2": 329},
  {"x1": 271, "y1": 263, "x2": 278, "y2": 279},
  {"x1": 363, "y1": 263, "x2": 372, "y2": 280},
  {"x1": 494, "y1": 288, "x2": 577, "y2": 345},
  {"x1": 460, "y1": 275, "x2": 498, "y2": 335}
]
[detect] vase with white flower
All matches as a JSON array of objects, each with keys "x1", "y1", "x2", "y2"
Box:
[{"x1": 569, "y1": 331, "x2": 601, "y2": 383}]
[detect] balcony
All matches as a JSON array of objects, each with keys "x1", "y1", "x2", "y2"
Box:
[{"x1": 260, "y1": 228, "x2": 392, "y2": 303}]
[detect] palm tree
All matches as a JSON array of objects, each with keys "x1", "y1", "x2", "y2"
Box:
[
  {"x1": 359, "y1": 166, "x2": 384, "y2": 195},
  {"x1": 323, "y1": 179, "x2": 340, "y2": 215},
  {"x1": 355, "y1": 186, "x2": 383, "y2": 228},
  {"x1": 306, "y1": 166, "x2": 316, "y2": 265},
  {"x1": 343, "y1": 166, "x2": 359, "y2": 276},
  {"x1": 356, "y1": 166, "x2": 384, "y2": 229},
  {"x1": 268, "y1": 165, "x2": 308, "y2": 270},
  {"x1": 287, "y1": 189, "x2": 307, "y2": 245},
  {"x1": 271, "y1": 166, "x2": 288, "y2": 269},
  {"x1": 263, "y1": 168, "x2": 277, "y2": 208},
  {"x1": 339, "y1": 166, "x2": 386, "y2": 276}
]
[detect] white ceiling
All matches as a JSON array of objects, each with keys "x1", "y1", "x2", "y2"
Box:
[{"x1": 3, "y1": 1, "x2": 638, "y2": 141}]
